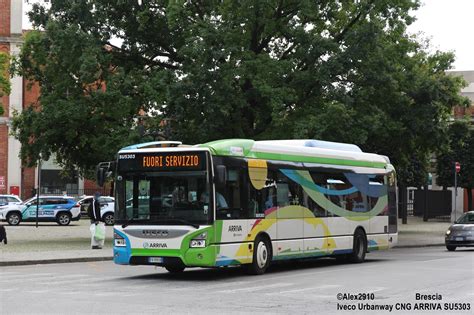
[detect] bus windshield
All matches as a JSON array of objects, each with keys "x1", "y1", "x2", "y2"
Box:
[{"x1": 116, "y1": 170, "x2": 211, "y2": 226}]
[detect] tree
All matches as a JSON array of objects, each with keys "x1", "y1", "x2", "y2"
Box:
[
  {"x1": 12, "y1": 0, "x2": 469, "y2": 182},
  {"x1": 436, "y1": 120, "x2": 474, "y2": 211},
  {"x1": 0, "y1": 52, "x2": 11, "y2": 116}
]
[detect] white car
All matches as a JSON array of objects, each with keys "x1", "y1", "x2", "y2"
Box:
[
  {"x1": 0, "y1": 196, "x2": 81, "y2": 226},
  {"x1": 78, "y1": 196, "x2": 115, "y2": 225},
  {"x1": 0, "y1": 195, "x2": 22, "y2": 207}
]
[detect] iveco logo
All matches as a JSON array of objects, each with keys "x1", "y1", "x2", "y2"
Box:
[{"x1": 142, "y1": 230, "x2": 169, "y2": 237}]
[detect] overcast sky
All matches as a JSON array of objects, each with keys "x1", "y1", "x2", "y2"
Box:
[{"x1": 22, "y1": 0, "x2": 473, "y2": 71}]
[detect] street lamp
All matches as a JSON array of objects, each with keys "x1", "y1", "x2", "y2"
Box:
[{"x1": 36, "y1": 155, "x2": 41, "y2": 228}]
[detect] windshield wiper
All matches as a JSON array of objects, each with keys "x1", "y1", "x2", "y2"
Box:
[{"x1": 121, "y1": 217, "x2": 136, "y2": 228}]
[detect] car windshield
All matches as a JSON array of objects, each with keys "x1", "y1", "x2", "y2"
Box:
[
  {"x1": 116, "y1": 170, "x2": 211, "y2": 226},
  {"x1": 456, "y1": 213, "x2": 474, "y2": 224}
]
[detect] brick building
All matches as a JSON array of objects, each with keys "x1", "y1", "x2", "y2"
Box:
[{"x1": 0, "y1": 0, "x2": 103, "y2": 199}]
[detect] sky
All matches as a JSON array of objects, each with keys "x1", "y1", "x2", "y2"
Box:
[{"x1": 22, "y1": 0, "x2": 474, "y2": 71}]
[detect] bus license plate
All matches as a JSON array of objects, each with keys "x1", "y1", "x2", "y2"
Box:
[{"x1": 149, "y1": 257, "x2": 164, "y2": 263}]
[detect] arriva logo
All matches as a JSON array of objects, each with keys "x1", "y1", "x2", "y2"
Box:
[
  {"x1": 228, "y1": 225, "x2": 242, "y2": 232},
  {"x1": 143, "y1": 242, "x2": 168, "y2": 249}
]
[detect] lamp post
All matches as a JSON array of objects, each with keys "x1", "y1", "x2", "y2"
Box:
[{"x1": 36, "y1": 156, "x2": 41, "y2": 228}]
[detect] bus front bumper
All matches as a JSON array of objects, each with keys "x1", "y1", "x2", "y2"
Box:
[{"x1": 113, "y1": 245, "x2": 218, "y2": 267}]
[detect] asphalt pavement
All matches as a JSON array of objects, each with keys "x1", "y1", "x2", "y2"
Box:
[{"x1": 0, "y1": 246, "x2": 472, "y2": 314}]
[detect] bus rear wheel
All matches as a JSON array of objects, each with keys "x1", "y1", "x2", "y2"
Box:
[
  {"x1": 349, "y1": 229, "x2": 367, "y2": 263},
  {"x1": 247, "y1": 236, "x2": 272, "y2": 275}
]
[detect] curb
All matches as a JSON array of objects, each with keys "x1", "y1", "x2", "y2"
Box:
[
  {"x1": 393, "y1": 243, "x2": 444, "y2": 249},
  {"x1": 0, "y1": 256, "x2": 113, "y2": 267}
]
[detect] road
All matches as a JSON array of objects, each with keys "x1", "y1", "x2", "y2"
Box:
[{"x1": 0, "y1": 247, "x2": 473, "y2": 314}]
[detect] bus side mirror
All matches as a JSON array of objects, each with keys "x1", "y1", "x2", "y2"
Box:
[{"x1": 215, "y1": 165, "x2": 227, "y2": 188}]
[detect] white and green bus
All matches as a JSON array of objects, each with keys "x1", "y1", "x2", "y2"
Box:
[{"x1": 104, "y1": 139, "x2": 397, "y2": 274}]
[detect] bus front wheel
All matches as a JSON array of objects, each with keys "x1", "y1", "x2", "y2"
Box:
[
  {"x1": 349, "y1": 229, "x2": 367, "y2": 263},
  {"x1": 247, "y1": 235, "x2": 272, "y2": 275}
]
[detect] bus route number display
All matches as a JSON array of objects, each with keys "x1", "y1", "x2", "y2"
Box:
[{"x1": 118, "y1": 152, "x2": 206, "y2": 171}]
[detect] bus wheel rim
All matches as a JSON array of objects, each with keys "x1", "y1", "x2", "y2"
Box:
[{"x1": 256, "y1": 242, "x2": 267, "y2": 268}]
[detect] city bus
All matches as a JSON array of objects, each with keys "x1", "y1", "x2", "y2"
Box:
[{"x1": 100, "y1": 139, "x2": 397, "y2": 275}]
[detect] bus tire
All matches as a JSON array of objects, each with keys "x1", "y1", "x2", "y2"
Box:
[
  {"x1": 247, "y1": 235, "x2": 272, "y2": 275},
  {"x1": 165, "y1": 265, "x2": 185, "y2": 273},
  {"x1": 349, "y1": 229, "x2": 367, "y2": 263}
]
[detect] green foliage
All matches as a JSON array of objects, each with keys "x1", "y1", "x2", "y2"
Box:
[
  {"x1": 0, "y1": 52, "x2": 11, "y2": 116},
  {"x1": 12, "y1": 0, "x2": 469, "y2": 183},
  {"x1": 436, "y1": 120, "x2": 474, "y2": 192}
]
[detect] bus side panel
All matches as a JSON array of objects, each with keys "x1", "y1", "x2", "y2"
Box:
[
  {"x1": 327, "y1": 217, "x2": 353, "y2": 253},
  {"x1": 275, "y1": 219, "x2": 303, "y2": 258},
  {"x1": 303, "y1": 218, "x2": 328, "y2": 257},
  {"x1": 214, "y1": 219, "x2": 278, "y2": 266},
  {"x1": 368, "y1": 216, "x2": 389, "y2": 250}
]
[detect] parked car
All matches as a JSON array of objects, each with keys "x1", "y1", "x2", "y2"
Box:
[
  {"x1": 0, "y1": 196, "x2": 81, "y2": 226},
  {"x1": 0, "y1": 195, "x2": 22, "y2": 207},
  {"x1": 77, "y1": 196, "x2": 115, "y2": 225},
  {"x1": 445, "y1": 211, "x2": 474, "y2": 251}
]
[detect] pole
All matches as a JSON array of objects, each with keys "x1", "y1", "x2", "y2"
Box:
[
  {"x1": 454, "y1": 162, "x2": 457, "y2": 222},
  {"x1": 36, "y1": 158, "x2": 41, "y2": 228}
]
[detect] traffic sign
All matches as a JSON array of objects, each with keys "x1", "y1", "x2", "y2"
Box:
[{"x1": 455, "y1": 162, "x2": 461, "y2": 173}]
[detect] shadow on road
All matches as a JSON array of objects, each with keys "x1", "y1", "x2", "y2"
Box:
[{"x1": 115, "y1": 257, "x2": 388, "y2": 282}]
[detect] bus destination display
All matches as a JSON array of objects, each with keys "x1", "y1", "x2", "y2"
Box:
[{"x1": 118, "y1": 152, "x2": 206, "y2": 171}]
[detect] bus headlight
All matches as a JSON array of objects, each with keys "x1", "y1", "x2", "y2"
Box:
[
  {"x1": 114, "y1": 233, "x2": 126, "y2": 247},
  {"x1": 190, "y1": 239, "x2": 206, "y2": 248},
  {"x1": 190, "y1": 231, "x2": 207, "y2": 248}
]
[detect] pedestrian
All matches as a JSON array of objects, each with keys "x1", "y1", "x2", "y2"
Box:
[
  {"x1": 0, "y1": 224, "x2": 7, "y2": 245},
  {"x1": 89, "y1": 192, "x2": 105, "y2": 249}
]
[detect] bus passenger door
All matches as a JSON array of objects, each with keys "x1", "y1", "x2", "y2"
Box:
[
  {"x1": 275, "y1": 178, "x2": 304, "y2": 259},
  {"x1": 303, "y1": 171, "x2": 329, "y2": 257},
  {"x1": 325, "y1": 177, "x2": 353, "y2": 254}
]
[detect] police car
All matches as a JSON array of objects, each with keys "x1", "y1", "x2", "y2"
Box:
[
  {"x1": 0, "y1": 194, "x2": 22, "y2": 207},
  {"x1": 0, "y1": 196, "x2": 81, "y2": 226}
]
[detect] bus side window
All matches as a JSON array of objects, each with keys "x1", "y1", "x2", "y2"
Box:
[
  {"x1": 308, "y1": 171, "x2": 326, "y2": 217},
  {"x1": 247, "y1": 170, "x2": 277, "y2": 219}
]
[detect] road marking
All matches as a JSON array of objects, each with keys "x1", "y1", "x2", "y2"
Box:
[
  {"x1": 267, "y1": 284, "x2": 342, "y2": 295},
  {"x1": 218, "y1": 282, "x2": 294, "y2": 294},
  {"x1": 167, "y1": 280, "x2": 251, "y2": 291},
  {"x1": 0, "y1": 272, "x2": 55, "y2": 280}
]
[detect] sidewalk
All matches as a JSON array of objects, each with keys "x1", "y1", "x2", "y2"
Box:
[
  {"x1": 0, "y1": 219, "x2": 114, "y2": 266},
  {"x1": 0, "y1": 216, "x2": 452, "y2": 266},
  {"x1": 397, "y1": 216, "x2": 451, "y2": 248}
]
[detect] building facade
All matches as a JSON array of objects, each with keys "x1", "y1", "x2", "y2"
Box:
[{"x1": 0, "y1": 0, "x2": 102, "y2": 199}]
